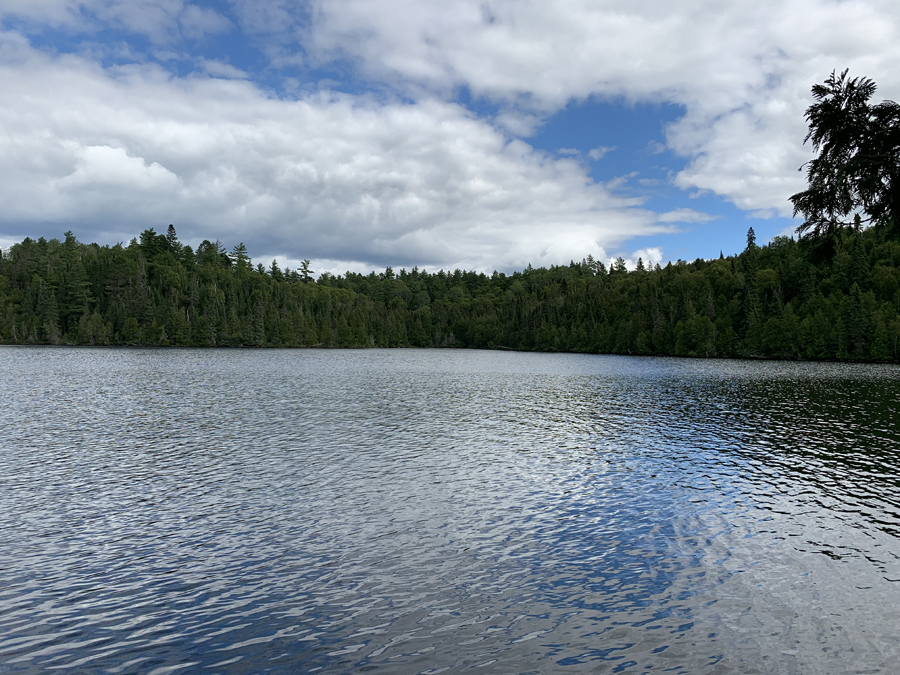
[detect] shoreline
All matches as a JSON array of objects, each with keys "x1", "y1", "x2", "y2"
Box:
[{"x1": 2, "y1": 341, "x2": 897, "y2": 365}]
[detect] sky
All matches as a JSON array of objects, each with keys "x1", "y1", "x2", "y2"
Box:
[{"x1": 1, "y1": 0, "x2": 899, "y2": 275}]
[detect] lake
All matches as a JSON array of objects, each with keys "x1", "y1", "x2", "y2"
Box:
[{"x1": 1, "y1": 347, "x2": 899, "y2": 674}]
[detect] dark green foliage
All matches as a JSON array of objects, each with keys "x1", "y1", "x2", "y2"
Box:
[
  {"x1": 790, "y1": 70, "x2": 900, "y2": 246},
  {"x1": 2, "y1": 226, "x2": 900, "y2": 360}
]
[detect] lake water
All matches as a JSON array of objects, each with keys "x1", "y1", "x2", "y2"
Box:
[{"x1": 1, "y1": 348, "x2": 899, "y2": 674}]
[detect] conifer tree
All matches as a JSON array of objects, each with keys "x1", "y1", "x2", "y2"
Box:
[{"x1": 790, "y1": 70, "x2": 900, "y2": 244}]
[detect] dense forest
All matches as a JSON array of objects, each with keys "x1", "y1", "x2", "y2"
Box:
[{"x1": 1, "y1": 223, "x2": 899, "y2": 361}]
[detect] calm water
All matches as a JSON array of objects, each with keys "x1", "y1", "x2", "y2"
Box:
[{"x1": 1, "y1": 348, "x2": 899, "y2": 674}]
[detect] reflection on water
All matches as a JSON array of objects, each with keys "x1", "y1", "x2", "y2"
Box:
[{"x1": 1, "y1": 347, "x2": 899, "y2": 674}]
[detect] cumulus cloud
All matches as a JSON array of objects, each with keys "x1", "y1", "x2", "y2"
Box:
[
  {"x1": 5, "y1": 0, "x2": 900, "y2": 270},
  {"x1": 303, "y1": 0, "x2": 900, "y2": 216},
  {"x1": 622, "y1": 247, "x2": 664, "y2": 270},
  {"x1": 59, "y1": 145, "x2": 182, "y2": 191},
  {"x1": 0, "y1": 33, "x2": 666, "y2": 271}
]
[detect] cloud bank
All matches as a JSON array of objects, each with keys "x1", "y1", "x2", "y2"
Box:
[
  {"x1": 2, "y1": 0, "x2": 900, "y2": 271},
  {"x1": 0, "y1": 33, "x2": 663, "y2": 271}
]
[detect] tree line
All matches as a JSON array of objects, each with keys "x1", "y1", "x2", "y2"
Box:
[{"x1": 1, "y1": 223, "x2": 899, "y2": 361}]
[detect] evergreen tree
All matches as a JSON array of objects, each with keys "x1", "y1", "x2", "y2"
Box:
[
  {"x1": 790, "y1": 70, "x2": 900, "y2": 244},
  {"x1": 300, "y1": 259, "x2": 314, "y2": 283},
  {"x1": 231, "y1": 243, "x2": 251, "y2": 271},
  {"x1": 166, "y1": 224, "x2": 181, "y2": 251}
]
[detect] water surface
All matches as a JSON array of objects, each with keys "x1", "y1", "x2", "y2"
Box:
[{"x1": 1, "y1": 348, "x2": 899, "y2": 674}]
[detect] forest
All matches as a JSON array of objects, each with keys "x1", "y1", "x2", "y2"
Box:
[
  {"x1": 1, "y1": 70, "x2": 899, "y2": 361},
  {"x1": 0, "y1": 223, "x2": 899, "y2": 361}
]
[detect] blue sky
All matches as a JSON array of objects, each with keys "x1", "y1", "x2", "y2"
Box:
[{"x1": 1, "y1": 0, "x2": 898, "y2": 274}]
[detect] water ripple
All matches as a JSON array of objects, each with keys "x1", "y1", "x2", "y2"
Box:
[{"x1": 1, "y1": 348, "x2": 899, "y2": 673}]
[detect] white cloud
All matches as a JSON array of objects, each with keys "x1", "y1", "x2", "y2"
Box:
[
  {"x1": 5, "y1": 0, "x2": 900, "y2": 267},
  {"x1": 92, "y1": 0, "x2": 186, "y2": 43},
  {"x1": 228, "y1": 0, "x2": 298, "y2": 36},
  {"x1": 492, "y1": 109, "x2": 542, "y2": 137},
  {"x1": 588, "y1": 145, "x2": 615, "y2": 161},
  {"x1": 0, "y1": 0, "x2": 83, "y2": 27},
  {"x1": 179, "y1": 5, "x2": 232, "y2": 40},
  {"x1": 622, "y1": 247, "x2": 664, "y2": 269},
  {"x1": 1, "y1": 0, "x2": 232, "y2": 44},
  {"x1": 303, "y1": 0, "x2": 900, "y2": 216},
  {"x1": 0, "y1": 33, "x2": 668, "y2": 271},
  {"x1": 605, "y1": 172, "x2": 639, "y2": 191},
  {"x1": 198, "y1": 58, "x2": 247, "y2": 79},
  {"x1": 605, "y1": 247, "x2": 665, "y2": 271},
  {"x1": 657, "y1": 208, "x2": 716, "y2": 224},
  {"x1": 58, "y1": 145, "x2": 182, "y2": 190}
]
